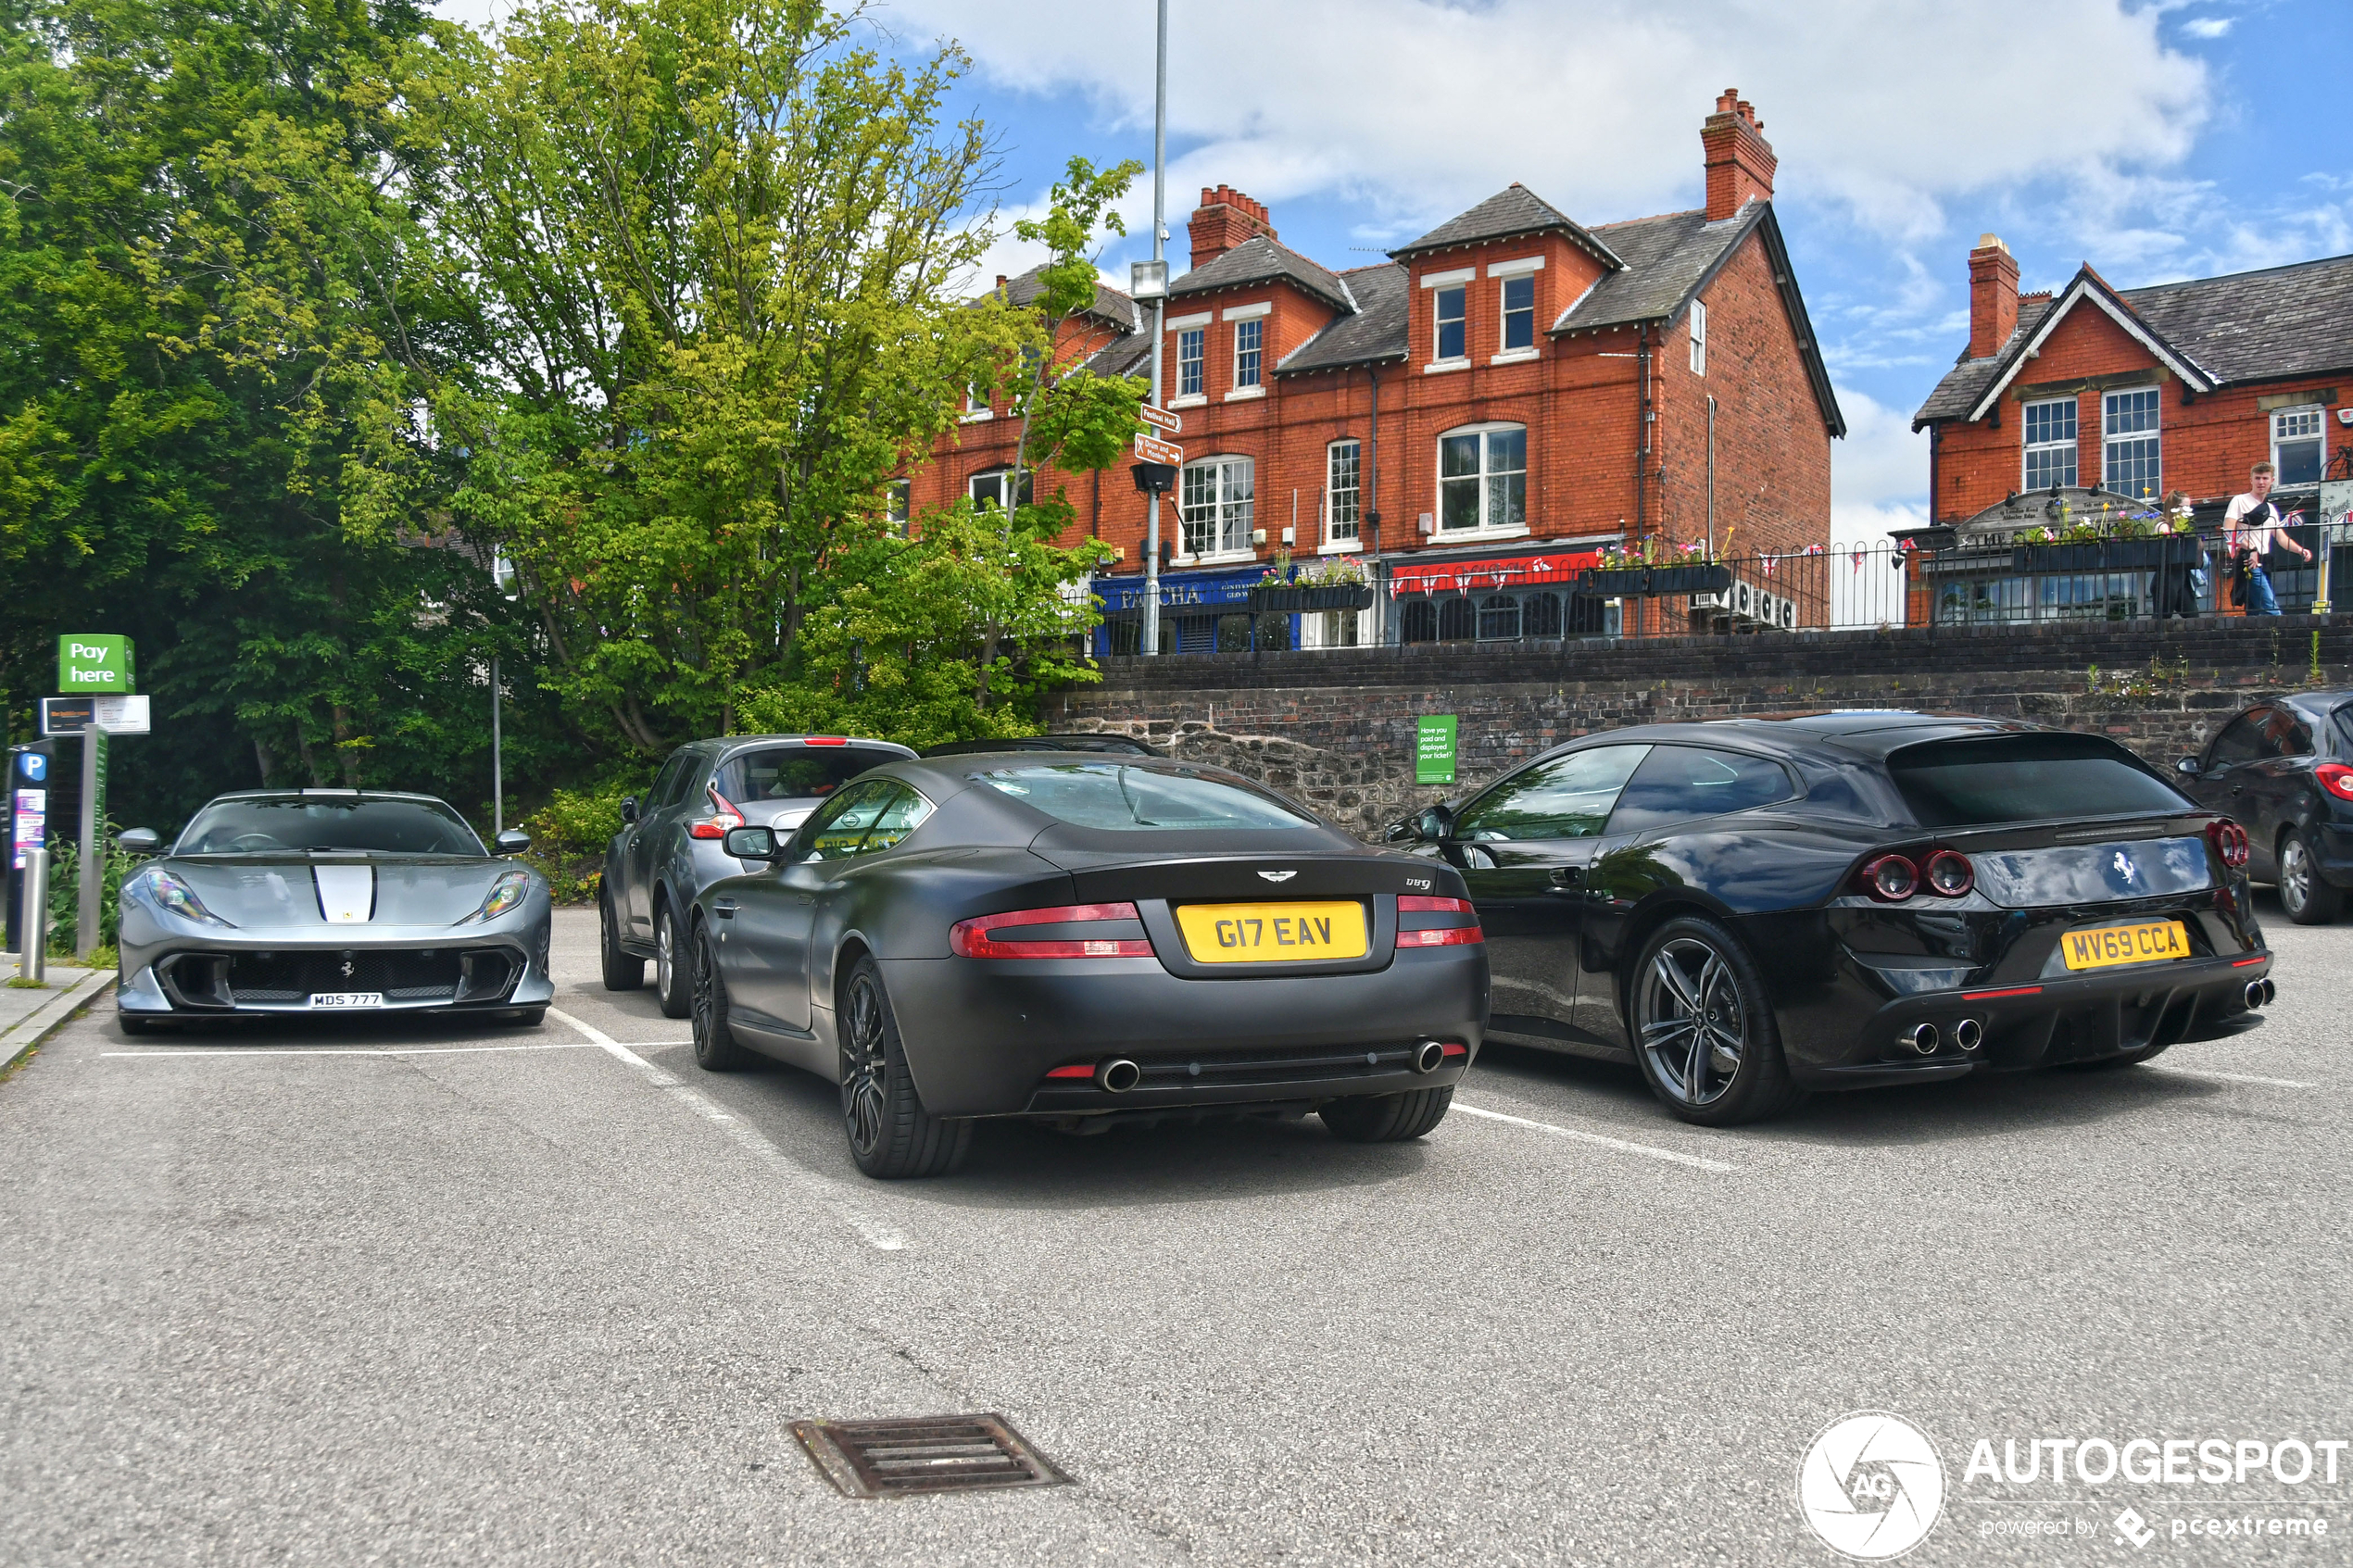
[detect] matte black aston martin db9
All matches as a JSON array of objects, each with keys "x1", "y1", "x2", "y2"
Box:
[
  {"x1": 1390, "y1": 713, "x2": 2273, "y2": 1126},
  {"x1": 686, "y1": 755, "x2": 1488, "y2": 1177}
]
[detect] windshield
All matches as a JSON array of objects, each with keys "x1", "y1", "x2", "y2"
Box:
[
  {"x1": 1888, "y1": 734, "x2": 2192, "y2": 828},
  {"x1": 176, "y1": 797, "x2": 485, "y2": 856},
  {"x1": 716, "y1": 746, "x2": 897, "y2": 802},
  {"x1": 975, "y1": 764, "x2": 1315, "y2": 832}
]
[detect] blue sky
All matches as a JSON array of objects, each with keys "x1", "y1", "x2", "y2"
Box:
[{"x1": 441, "y1": 1, "x2": 2352, "y2": 541}]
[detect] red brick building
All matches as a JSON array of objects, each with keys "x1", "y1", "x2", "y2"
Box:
[
  {"x1": 912, "y1": 91, "x2": 1843, "y2": 652},
  {"x1": 1914, "y1": 238, "x2": 2353, "y2": 521}
]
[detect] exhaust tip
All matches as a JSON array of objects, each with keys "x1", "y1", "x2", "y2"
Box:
[
  {"x1": 1903, "y1": 1022, "x2": 1940, "y2": 1056},
  {"x1": 1097, "y1": 1059, "x2": 1141, "y2": 1093},
  {"x1": 1954, "y1": 1018, "x2": 1983, "y2": 1052},
  {"x1": 1412, "y1": 1040, "x2": 1447, "y2": 1074},
  {"x1": 2261, "y1": 978, "x2": 2276, "y2": 1006},
  {"x1": 2244, "y1": 980, "x2": 2266, "y2": 1010}
]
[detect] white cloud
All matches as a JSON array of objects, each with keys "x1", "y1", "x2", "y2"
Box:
[
  {"x1": 877, "y1": 0, "x2": 2209, "y2": 245},
  {"x1": 2182, "y1": 16, "x2": 2233, "y2": 39},
  {"x1": 1830, "y1": 385, "x2": 1928, "y2": 545}
]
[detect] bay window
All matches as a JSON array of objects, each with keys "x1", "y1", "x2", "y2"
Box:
[
  {"x1": 1180, "y1": 456, "x2": 1254, "y2": 557},
  {"x1": 1438, "y1": 423, "x2": 1528, "y2": 533}
]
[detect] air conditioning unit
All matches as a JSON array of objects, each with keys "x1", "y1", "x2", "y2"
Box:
[{"x1": 1691, "y1": 577, "x2": 1798, "y2": 631}]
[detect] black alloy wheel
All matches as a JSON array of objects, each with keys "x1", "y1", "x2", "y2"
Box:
[
  {"x1": 600, "y1": 888, "x2": 645, "y2": 991},
  {"x1": 2278, "y1": 828, "x2": 2344, "y2": 925},
  {"x1": 1320, "y1": 1086, "x2": 1453, "y2": 1142},
  {"x1": 654, "y1": 904, "x2": 691, "y2": 1019},
  {"x1": 837, "y1": 954, "x2": 970, "y2": 1179},
  {"x1": 689, "y1": 922, "x2": 752, "y2": 1072},
  {"x1": 1629, "y1": 915, "x2": 1805, "y2": 1127}
]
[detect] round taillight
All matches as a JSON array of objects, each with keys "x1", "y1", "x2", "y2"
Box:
[
  {"x1": 2317, "y1": 762, "x2": 2353, "y2": 803},
  {"x1": 1925, "y1": 849, "x2": 1974, "y2": 897},
  {"x1": 2207, "y1": 819, "x2": 2251, "y2": 871},
  {"x1": 1864, "y1": 854, "x2": 1919, "y2": 902}
]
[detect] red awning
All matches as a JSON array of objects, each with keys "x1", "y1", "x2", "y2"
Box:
[{"x1": 1388, "y1": 549, "x2": 1603, "y2": 596}]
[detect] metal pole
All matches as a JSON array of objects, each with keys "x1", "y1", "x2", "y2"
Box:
[
  {"x1": 76, "y1": 728, "x2": 102, "y2": 960},
  {"x1": 491, "y1": 652, "x2": 503, "y2": 834},
  {"x1": 1141, "y1": 0, "x2": 1167, "y2": 657},
  {"x1": 19, "y1": 847, "x2": 47, "y2": 983}
]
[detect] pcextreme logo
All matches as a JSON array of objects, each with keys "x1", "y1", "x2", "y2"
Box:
[{"x1": 1797, "y1": 1411, "x2": 1946, "y2": 1560}]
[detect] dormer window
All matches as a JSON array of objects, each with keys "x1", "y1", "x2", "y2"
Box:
[{"x1": 1435, "y1": 285, "x2": 1467, "y2": 361}]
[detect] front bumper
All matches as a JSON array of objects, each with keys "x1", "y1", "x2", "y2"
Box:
[
  {"x1": 118, "y1": 922, "x2": 555, "y2": 1017},
  {"x1": 878, "y1": 947, "x2": 1489, "y2": 1118}
]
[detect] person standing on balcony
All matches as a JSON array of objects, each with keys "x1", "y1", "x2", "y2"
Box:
[{"x1": 2224, "y1": 461, "x2": 2312, "y2": 616}]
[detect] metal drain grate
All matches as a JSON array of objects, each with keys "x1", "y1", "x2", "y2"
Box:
[{"x1": 790, "y1": 1412, "x2": 1071, "y2": 1499}]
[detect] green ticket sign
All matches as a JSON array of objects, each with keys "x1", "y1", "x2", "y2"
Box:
[
  {"x1": 57, "y1": 633, "x2": 133, "y2": 694},
  {"x1": 1416, "y1": 714, "x2": 1458, "y2": 786}
]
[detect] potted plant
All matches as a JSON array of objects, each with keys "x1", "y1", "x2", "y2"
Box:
[
  {"x1": 1249, "y1": 551, "x2": 1376, "y2": 611},
  {"x1": 1580, "y1": 540, "x2": 1732, "y2": 596}
]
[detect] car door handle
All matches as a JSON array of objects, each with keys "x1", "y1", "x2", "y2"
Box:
[
  {"x1": 2231, "y1": 785, "x2": 2245, "y2": 797},
  {"x1": 1548, "y1": 867, "x2": 1583, "y2": 887},
  {"x1": 712, "y1": 899, "x2": 737, "y2": 918}
]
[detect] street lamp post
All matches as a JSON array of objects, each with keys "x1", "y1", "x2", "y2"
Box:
[{"x1": 1141, "y1": 0, "x2": 1167, "y2": 657}]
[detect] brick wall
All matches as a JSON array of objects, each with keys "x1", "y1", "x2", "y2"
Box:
[{"x1": 1051, "y1": 616, "x2": 2351, "y2": 838}]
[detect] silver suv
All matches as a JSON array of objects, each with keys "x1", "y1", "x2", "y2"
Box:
[{"x1": 598, "y1": 734, "x2": 913, "y2": 1013}]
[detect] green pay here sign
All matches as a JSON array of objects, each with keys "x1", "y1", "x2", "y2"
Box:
[
  {"x1": 1416, "y1": 715, "x2": 1457, "y2": 785},
  {"x1": 58, "y1": 634, "x2": 133, "y2": 693}
]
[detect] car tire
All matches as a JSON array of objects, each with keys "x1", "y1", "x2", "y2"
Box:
[
  {"x1": 2278, "y1": 828, "x2": 2344, "y2": 925},
  {"x1": 600, "y1": 890, "x2": 645, "y2": 991},
  {"x1": 654, "y1": 903, "x2": 691, "y2": 1018},
  {"x1": 837, "y1": 954, "x2": 970, "y2": 1179},
  {"x1": 689, "y1": 922, "x2": 754, "y2": 1072},
  {"x1": 1320, "y1": 1085, "x2": 1453, "y2": 1142},
  {"x1": 1627, "y1": 915, "x2": 1806, "y2": 1127}
]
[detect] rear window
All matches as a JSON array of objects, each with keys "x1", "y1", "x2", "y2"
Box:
[
  {"x1": 975, "y1": 764, "x2": 1314, "y2": 832},
  {"x1": 1888, "y1": 734, "x2": 2191, "y2": 828},
  {"x1": 718, "y1": 746, "x2": 896, "y2": 803},
  {"x1": 178, "y1": 797, "x2": 484, "y2": 856}
]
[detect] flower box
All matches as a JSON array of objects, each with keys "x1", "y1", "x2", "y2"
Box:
[
  {"x1": 1247, "y1": 583, "x2": 1377, "y2": 612},
  {"x1": 2010, "y1": 536, "x2": 2201, "y2": 573},
  {"x1": 1575, "y1": 563, "x2": 1732, "y2": 597}
]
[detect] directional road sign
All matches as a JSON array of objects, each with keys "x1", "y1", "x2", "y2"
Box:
[
  {"x1": 1135, "y1": 433, "x2": 1182, "y2": 466},
  {"x1": 1139, "y1": 405, "x2": 1182, "y2": 434}
]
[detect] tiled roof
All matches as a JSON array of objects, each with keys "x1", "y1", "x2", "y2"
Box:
[
  {"x1": 1554, "y1": 206, "x2": 1753, "y2": 332},
  {"x1": 1168, "y1": 234, "x2": 1353, "y2": 313},
  {"x1": 1390, "y1": 183, "x2": 1620, "y2": 267},
  {"x1": 995, "y1": 264, "x2": 1137, "y2": 331},
  {"x1": 1083, "y1": 332, "x2": 1154, "y2": 380},
  {"x1": 1914, "y1": 253, "x2": 2353, "y2": 428},
  {"x1": 1276, "y1": 264, "x2": 1410, "y2": 376}
]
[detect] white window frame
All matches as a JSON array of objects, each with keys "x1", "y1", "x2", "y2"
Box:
[
  {"x1": 2272, "y1": 404, "x2": 2326, "y2": 488},
  {"x1": 1178, "y1": 455, "x2": 1255, "y2": 560},
  {"x1": 1168, "y1": 312, "x2": 1210, "y2": 404},
  {"x1": 885, "y1": 478, "x2": 911, "y2": 535},
  {"x1": 1431, "y1": 283, "x2": 1468, "y2": 368},
  {"x1": 2101, "y1": 386, "x2": 2162, "y2": 501},
  {"x1": 961, "y1": 383, "x2": 991, "y2": 422},
  {"x1": 1325, "y1": 439, "x2": 1362, "y2": 546},
  {"x1": 968, "y1": 467, "x2": 1030, "y2": 512},
  {"x1": 1435, "y1": 421, "x2": 1529, "y2": 536},
  {"x1": 1230, "y1": 318, "x2": 1264, "y2": 394},
  {"x1": 2021, "y1": 395, "x2": 2079, "y2": 491},
  {"x1": 1689, "y1": 300, "x2": 1706, "y2": 375},
  {"x1": 1494, "y1": 271, "x2": 1538, "y2": 362}
]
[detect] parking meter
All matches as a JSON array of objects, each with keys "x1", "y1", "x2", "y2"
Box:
[{"x1": 7, "y1": 742, "x2": 55, "y2": 956}]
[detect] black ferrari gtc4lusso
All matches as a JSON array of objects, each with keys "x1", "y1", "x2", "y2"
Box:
[{"x1": 1391, "y1": 712, "x2": 2274, "y2": 1126}]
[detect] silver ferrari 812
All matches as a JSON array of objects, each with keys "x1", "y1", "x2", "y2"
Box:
[{"x1": 113, "y1": 790, "x2": 554, "y2": 1034}]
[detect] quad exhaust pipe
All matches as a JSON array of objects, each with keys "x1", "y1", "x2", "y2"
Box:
[
  {"x1": 2244, "y1": 978, "x2": 2275, "y2": 1010},
  {"x1": 1954, "y1": 1018, "x2": 1983, "y2": 1052},
  {"x1": 1901, "y1": 1019, "x2": 1983, "y2": 1057},
  {"x1": 1096, "y1": 1059, "x2": 1141, "y2": 1093},
  {"x1": 1902, "y1": 1022, "x2": 1940, "y2": 1056},
  {"x1": 1412, "y1": 1039, "x2": 1447, "y2": 1074}
]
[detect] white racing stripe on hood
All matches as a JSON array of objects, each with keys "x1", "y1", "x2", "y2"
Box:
[{"x1": 313, "y1": 863, "x2": 374, "y2": 923}]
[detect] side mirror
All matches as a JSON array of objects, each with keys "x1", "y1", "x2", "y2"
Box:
[
  {"x1": 723, "y1": 825, "x2": 778, "y2": 861},
  {"x1": 2175, "y1": 757, "x2": 2201, "y2": 777},
  {"x1": 495, "y1": 828, "x2": 531, "y2": 855},
  {"x1": 1416, "y1": 804, "x2": 1454, "y2": 842},
  {"x1": 620, "y1": 795, "x2": 640, "y2": 825},
  {"x1": 119, "y1": 828, "x2": 159, "y2": 855}
]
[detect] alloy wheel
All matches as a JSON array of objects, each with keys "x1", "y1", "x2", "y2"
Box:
[
  {"x1": 657, "y1": 913, "x2": 673, "y2": 994},
  {"x1": 2282, "y1": 837, "x2": 2312, "y2": 917},
  {"x1": 840, "y1": 973, "x2": 889, "y2": 1159},
  {"x1": 1636, "y1": 936, "x2": 1746, "y2": 1108},
  {"x1": 689, "y1": 929, "x2": 713, "y2": 1046}
]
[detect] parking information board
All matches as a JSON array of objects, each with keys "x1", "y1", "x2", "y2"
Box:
[
  {"x1": 1416, "y1": 715, "x2": 1458, "y2": 786},
  {"x1": 41, "y1": 695, "x2": 150, "y2": 735}
]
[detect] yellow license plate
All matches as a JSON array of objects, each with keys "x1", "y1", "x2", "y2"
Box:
[
  {"x1": 1176, "y1": 901, "x2": 1368, "y2": 963},
  {"x1": 2059, "y1": 919, "x2": 2192, "y2": 972}
]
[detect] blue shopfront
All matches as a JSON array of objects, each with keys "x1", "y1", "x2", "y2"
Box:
[{"x1": 1092, "y1": 565, "x2": 1299, "y2": 657}]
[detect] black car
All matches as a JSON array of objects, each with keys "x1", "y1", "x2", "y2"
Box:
[
  {"x1": 686, "y1": 753, "x2": 1488, "y2": 1178},
  {"x1": 1390, "y1": 713, "x2": 2273, "y2": 1126},
  {"x1": 921, "y1": 734, "x2": 1164, "y2": 759},
  {"x1": 2174, "y1": 692, "x2": 2353, "y2": 924}
]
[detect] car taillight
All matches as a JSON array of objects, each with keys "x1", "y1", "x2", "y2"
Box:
[
  {"x1": 2207, "y1": 818, "x2": 2251, "y2": 871},
  {"x1": 950, "y1": 902, "x2": 1154, "y2": 959},
  {"x1": 688, "y1": 782, "x2": 748, "y2": 840},
  {"x1": 1860, "y1": 854, "x2": 1919, "y2": 902},
  {"x1": 2317, "y1": 763, "x2": 2353, "y2": 802},
  {"x1": 1397, "y1": 893, "x2": 1482, "y2": 946},
  {"x1": 1923, "y1": 849, "x2": 1974, "y2": 897},
  {"x1": 803, "y1": 736, "x2": 849, "y2": 746}
]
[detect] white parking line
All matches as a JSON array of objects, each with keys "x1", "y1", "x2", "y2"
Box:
[
  {"x1": 105, "y1": 1042, "x2": 610, "y2": 1059},
  {"x1": 547, "y1": 1007, "x2": 910, "y2": 1252},
  {"x1": 1453, "y1": 1099, "x2": 1737, "y2": 1173},
  {"x1": 2152, "y1": 1066, "x2": 2317, "y2": 1090}
]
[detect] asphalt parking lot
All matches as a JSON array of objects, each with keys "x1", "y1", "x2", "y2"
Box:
[{"x1": 4, "y1": 897, "x2": 2347, "y2": 1566}]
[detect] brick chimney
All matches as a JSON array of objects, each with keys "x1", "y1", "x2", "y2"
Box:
[
  {"x1": 1700, "y1": 89, "x2": 1777, "y2": 220},
  {"x1": 1189, "y1": 185, "x2": 1276, "y2": 270},
  {"x1": 1968, "y1": 233, "x2": 2020, "y2": 359}
]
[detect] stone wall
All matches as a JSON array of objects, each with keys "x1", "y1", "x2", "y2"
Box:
[{"x1": 1051, "y1": 615, "x2": 2351, "y2": 837}]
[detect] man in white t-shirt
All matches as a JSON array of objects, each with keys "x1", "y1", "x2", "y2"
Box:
[{"x1": 2223, "y1": 461, "x2": 2313, "y2": 615}]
